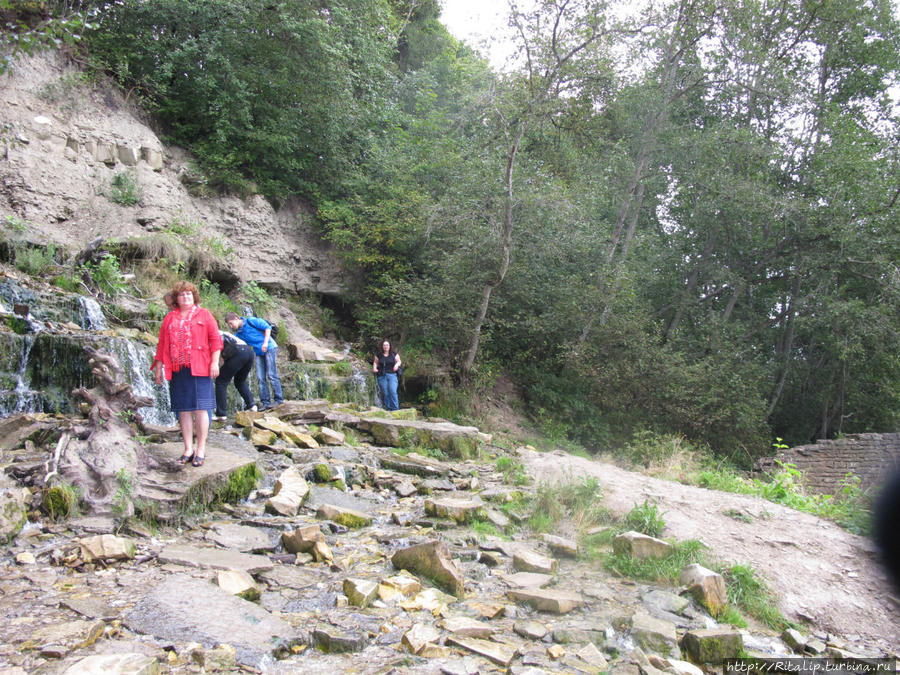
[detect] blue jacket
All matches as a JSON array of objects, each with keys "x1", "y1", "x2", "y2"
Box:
[{"x1": 234, "y1": 316, "x2": 277, "y2": 356}]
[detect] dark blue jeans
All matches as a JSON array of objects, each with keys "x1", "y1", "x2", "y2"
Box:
[
  {"x1": 377, "y1": 372, "x2": 399, "y2": 411},
  {"x1": 255, "y1": 346, "x2": 283, "y2": 407}
]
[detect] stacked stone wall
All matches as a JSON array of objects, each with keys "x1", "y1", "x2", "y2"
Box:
[{"x1": 755, "y1": 433, "x2": 900, "y2": 495}]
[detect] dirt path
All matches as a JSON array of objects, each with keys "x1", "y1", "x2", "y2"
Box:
[{"x1": 520, "y1": 448, "x2": 900, "y2": 652}]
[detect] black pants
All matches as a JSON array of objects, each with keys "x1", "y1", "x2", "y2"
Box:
[{"x1": 215, "y1": 344, "x2": 254, "y2": 415}]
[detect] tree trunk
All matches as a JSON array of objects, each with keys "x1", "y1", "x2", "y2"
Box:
[{"x1": 462, "y1": 127, "x2": 522, "y2": 375}]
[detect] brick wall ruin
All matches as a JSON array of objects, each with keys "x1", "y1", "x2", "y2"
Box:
[{"x1": 755, "y1": 433, "x2": 900, "y2": 496}]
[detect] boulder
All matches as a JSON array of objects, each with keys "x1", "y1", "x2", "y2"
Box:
[
  {"x1": 446, "y1": 636, "x2": 516, "y2": 667},
  {"x1": 631, "y1": 610, "x2": 678, "y2": 656},
  {"x1": 356, "y1": 417, "x2": 481, "y2": 459},
  {"x1": 282, "y1": 524, "x2": 324, "y2": 554},
  {"x1": 78, "y1": 535, "x2": 135, "y2": 562},
  {"x1": 513, "y1": 548, "x2": 558, "y2": 575},
  {"x1": 0, "y1": 484, "x2": 29, "y2": 544},
  {"x1": 613, "y1": 531, "x2": 673, "y2": 559},
  {"x1": 315, "y1": 503, "x2": 372, "y2": 528},
  {"x1": 343, "y1": 578, "x2": 379, "y2": 608},
  {"x1": 265, "y1": 467, "x2": 309, "y2": 516},
  {"x1": 116, "y1": 144, "x2": 139, "y2": 166},
  {"x1": 679, "y1": 564, "x2": 727, "y2": 617},
  {"x1": 424, "y1": 496, "x2": 485, "y2": 523},
  {"x1": 442, "y1": 616, "x2": 495, "y2": 639},
  {"x1": 542, "y1": 533, "x2": 578, "y2": 558},
  {"x1": 311, "y1": 627, "x2": 369, "y2": 653},
  {"x1": 402, "y1": 623, "x2": 441, "y2": 655},
  {"x1": 507, "y1": 588, "x2": 584, "y2": 614},
  {"x1": 315, "y1": 427, "x2": 345, "y2": 445},
  {"x1": 391, "y1": 540, "x2": 465, "y2": 597},
  {"x1": 141, "y1": 146, "x2": 164, "y2": 170},
  {"x1": 680, "y1": 629, "x2": 744, "y2": 664},
  {"x1": 217, "y1": 569, "x2": 260, "y2": 601}
]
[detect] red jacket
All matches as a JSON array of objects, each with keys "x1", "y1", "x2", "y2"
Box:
[{"x1": 154, "y1": 307, "x2": 223, "y2": 380}]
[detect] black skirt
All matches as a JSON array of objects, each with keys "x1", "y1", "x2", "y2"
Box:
[{"x1": 168, "y1": 368, "x2": 215, "y2": 413}]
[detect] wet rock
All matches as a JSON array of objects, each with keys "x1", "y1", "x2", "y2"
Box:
[
  {"x1": 311, "y1": 626, "x2": 369, "y2": 653},
  {"x1": 446, "y1": 635, "x2": 516, "y2": 667},
  {"x1": 478, "y1": 550, "x2": 504, "y2": 567},
  {"x1": 378, "y1": 572, "x2": 422, "y2": 603},
  {"x1": 15, "y1": 551, "x2": 35, "y2": 565},
  {"x1": 315, "y1": 427, "x2": 345, "y2": 445},
  {"x1": 391, "y1": 540, "x2": 465, "y2": 596},
  {"x1": 400, "y1": 587, "x2": 458, "y2": 613},
  {"x1": 380, "y1": 452, "x2": 452, "y2": 478},
  {"x1": 613, "y1": 531, "x2": 673, "y2": 559},
  {"x1": 576, "y1": 642, "x2": 609, "y2": 670},
  {"x1": 343, "y1": 578, "x2": 378, "y2": 607},
  {"x1": 422, "y1": 478, "x2": 456, "y2": 492},
  {"x1": 316, "y1": 503, "x2": 372, "y2": 528},
  {"x1": 191, "y1": 643, "x2": 237, "y2": 671},
  {"x1": 282, "y1": 523, "x2": 325, "y2": 554},
  {"x1": 357, "y1": 417, "x2": 481, "y2": 458},
  {"x1": 481, "y1": 508, "x2": 508, "y2": 531},
  {"x1": 542, "y1": 534, "x2": 578, "y2": 558},
  {"x1": 805, "y1": 637, "x2": 827, "y2": 655},
  {"x1": 442, "y1": 616, "x2": 495, "y2": 638},
  {"x1": 402, "y1": 623, "x2": 441, "y2": 654},
  {"x1": 508, "y1": 588, "x2": 584, "y2": 614},
  {"x1": 515, "y1": 620, "x2": 549, "y2": 640},
  {"x1": 781, "y1": 627, "x2": 807, "y2": 652},
  {"x1": 124, "y1": 574, "x2": 299, "y2": 669},
  {"x1": 631, "y1": 610, "x2": 678, "y2": 656},
  {"x1": 441, "y1": 658, "x2": 482, "y2": 675},
  {"x1": 513, "y1": 548, "x2": 558, "y2": 575},
  {"x1": 503, "y1": 572, "x2": 554, "y2": 588},
  {"x1": 679, "y1": 564, "x2": 727, "y2": 617},
  {"x1": 470, "y1": 601, "x2": 506, "y2": 619},
  {"x1": 78, "y1": 534, "x2": 135, "y2": 562},
  {"x1": 209, "y1": 522, "x2": 275, "y2": 552},
  {"x1": 265, "y1": 466, "x2": 309, "y2": 516},
  {"x1": 61, "y1": 594, "x2": 119, "y2": 621},
  {"x1": 425, "y1": 496, "x2": 485, "y2": 523},
  {"x1": 394, "y1": 479, "x2": 418, "y2": 497},
  {"x1": 217, "y1": 569, "x2": 260, "y2": 600},
  {"x1": 649, "y1": 655, "x2": 704, "y2": 675},
  {"x1": 62, "y1": 653, "x2": 158, "y2": 674},
  {"x1": 157, "y1": 543, "x2": 274, "y2": 574},
  {"x1": 680, "y1": 628, "x2": 744, "y2": 664},
  {"x1": 643, "y1": 589, "x2": 690, "y2": 615},
  {"x1": 0, "y1": 484, "x2": 29, "y2": 544},
  {"x1": 245, "y1": 426, "x2": 277, "y2": 446}
]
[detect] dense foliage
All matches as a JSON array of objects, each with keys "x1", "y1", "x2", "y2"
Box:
[{"x1": 30, "y1": 0, "x2": 900, "y2": 458}]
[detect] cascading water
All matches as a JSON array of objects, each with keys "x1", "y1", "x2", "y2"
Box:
[
  {"x1": 0, "y1": 334, "x2": 45, "y2": 414},
  {"x1": 77, "y1": 296, "x2": 106, "y2": 330},
  {"x1": 349, "y1": 364, "x2": 373, "y2": 408},
  {"x1": 107, "y1": 338, "x2": 175, "y2": 427}
]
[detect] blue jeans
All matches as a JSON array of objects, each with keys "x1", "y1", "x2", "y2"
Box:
[
  {"x1": 255, "y1": 346, "x2": 283, "y2": 407},
  {"x1": 377, "y1": 372, "x2": 399, "y2": 411}
]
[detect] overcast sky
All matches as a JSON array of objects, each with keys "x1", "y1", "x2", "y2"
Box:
[{"x1": 440, "y1": 1, "x2": 518, "y2": 69}]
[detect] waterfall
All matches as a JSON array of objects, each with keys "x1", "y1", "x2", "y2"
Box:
[
  {"x1": 349, "y1": 364, "x2": 373, "y2": 407},
  {"x1": 77, "y1": 296, "x2": 106, "y2": 330},
  {"x1": 107, "y1": 338, "x2": 175, "y2": 427},
  {"x1": 2, "y1": 335, "x2": 45, "y2": 414},
  {"x1": 297, "y1": 370, "x2": 315, "y2": 400}
]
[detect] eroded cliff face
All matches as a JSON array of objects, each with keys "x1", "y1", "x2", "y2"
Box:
[{"x1": 0, "y1": 51, "x2": 344, "y2": 297}]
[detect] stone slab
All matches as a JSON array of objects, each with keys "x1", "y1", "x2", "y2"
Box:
[
  {"x1": 123, "y1": 574, "x2": 299, "y2": 669},
  {"x1": 157, "y1": 543, "x2": 274, "y2": 574}
]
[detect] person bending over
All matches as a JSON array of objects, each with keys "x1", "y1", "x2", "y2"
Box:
[
  {"x1": 213, "y1": 331, "x2": 256, "y2": 420},
  {"x1": 224, "y1": 312, "x2": 283, "y2": 411}
]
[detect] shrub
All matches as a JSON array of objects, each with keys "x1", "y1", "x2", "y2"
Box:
[
  {"x1": 13, "y1": 244, "x2": 58, "y2": 276},
  {"x1": 108, "y1": 171, "x2": 142, "y2": 206},
  {"x1": 624, "y1": 499, "x2": 666, "y2": 537},
  {"x1": 80, "y1": 253, "x2": 127, "y2": 297}
]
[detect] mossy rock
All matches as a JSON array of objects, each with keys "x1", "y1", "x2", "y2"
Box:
[
  {"x1": 42, "y1": 484, "x2": 80, "y2": 520},
  {"x1": 313, "y1": 463, "x2": 332, "y2": 482}
]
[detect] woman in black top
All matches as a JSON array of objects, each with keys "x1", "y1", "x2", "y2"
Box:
[{"x1": 372, "y1": 339, "x2": 401, "y2": 411}]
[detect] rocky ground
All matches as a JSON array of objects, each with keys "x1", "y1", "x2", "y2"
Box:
[{"x1": 0, "y1": 401, "x2": 897, "y2": 675}]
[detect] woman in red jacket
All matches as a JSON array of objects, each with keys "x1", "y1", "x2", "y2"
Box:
[{"x1": 153, "y1": 281, "x2": 222, "y2": 467}]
